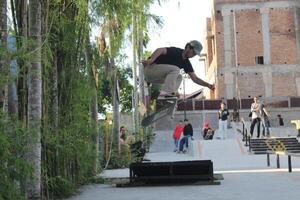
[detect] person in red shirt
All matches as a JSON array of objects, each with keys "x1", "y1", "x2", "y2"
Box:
[
  {"x1": 202, "y1": 121, "x2": 214, "y2": 140},
  {"x1": 172, "y1": 120, "x2": 184, "y2": 152}
]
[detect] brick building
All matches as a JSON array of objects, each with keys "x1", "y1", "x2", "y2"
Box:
[{"x1": 202, "y1": 0, "x2": 300, "y2": 100}]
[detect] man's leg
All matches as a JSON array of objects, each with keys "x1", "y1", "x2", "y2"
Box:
[
  {"x1": 179, "y1": 137, "x2": 185, "y2": 152},
  {"x1": 221, "y1": 120, "x2": 225, "y2": 139},
  {"x1": 185, "y1": 136, "x2": 189, "y2": 148},
  {"x1": 144, "y1": 64, "x2": 181, "y2": 95},
  {"x1": 257, "y1": 118, "x2": 261, "y2": 138},
  {"x1": 144, "y1": 64, "x2": 165, "y2": 84},
  {"x1": 266, "y1": 119, "x2": 270, "y2": 136},
  {"x1": 161, "y1": 65, "x2": 181, "y2": 95},
  {"x1": 250, "y1": 119, "x2": 257, "y2": 138},
  {"x1": 224, "y1": 120, "x2": 228, "y2": 139},
  {"x1": 174, "y1": 139, "x2": 179, "y2": 151},
  {"x1": 262, "y1": 118, "x2": 266, "y2": 137},
  {"x1": 174, "y1": 73, "x2": 182, "y2": 94},
  {"x1": 218, "y1": 119, "x2": 224, "y2": 139}
]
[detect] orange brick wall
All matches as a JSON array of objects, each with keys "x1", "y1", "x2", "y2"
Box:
[
  {"x1": 215, "y1": 11, "x2": 225, "y2": 69},
  {"x1": 269, "y1": 8, "x2": 298, "y2": 65},
  {"x1": 203, "y1": 1, "x2": 300, "y2": 99},
  {"x1": 237, "y1": 73, "x2": 265, "y2": 98},
  {"x1": 273, "y1": 72, "x2": 298, "y2": 96},
  {"x1": 217, "y1": 76, "x2": 225, "y2": 98},
  {"x1": 235, "y1": 9, "x2": 263, "y2": 66}
]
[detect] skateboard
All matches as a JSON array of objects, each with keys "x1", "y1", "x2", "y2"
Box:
[{"x1": 141, "y1": 98, "x2": 178, "y2": 127}]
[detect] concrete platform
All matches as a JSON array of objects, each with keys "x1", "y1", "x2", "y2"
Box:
[{"x1": 67, "y1": 124, "x2": 300, "y2": 200}]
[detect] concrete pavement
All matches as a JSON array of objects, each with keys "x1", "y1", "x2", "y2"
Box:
[{"x1": 67, "y1": 124, "x2": 300, "y2": 200}]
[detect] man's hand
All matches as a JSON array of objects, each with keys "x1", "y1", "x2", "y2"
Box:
[
  {"x1": 209, "y1": 83, "x2": 215, "y2": 91},
  {"x1": 188, "y1": 72, "x2": 215, "y2": 91},
  {"x1": 141, "y1": 60, "x2": 150, "y2": 67}
]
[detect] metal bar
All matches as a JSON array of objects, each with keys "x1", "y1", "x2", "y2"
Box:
[
  {"x1": 267, "y1": 153, "x2": 270, "y2": 166},
  {"x1": 288, "y1": 155, "x2": 292, "y2": 173},
  {"x1": 248, "y1": 137, "x2": 251, "y2": 152},
  {"x1": 276, "y1": 154, "x2": 280, "y2": 168},
  {"x1": 242, "y1": 122, "x2": 245, "y2": 141},
  {"x1": 130, "y1": 167, "x2": 133, "y2": 183}
]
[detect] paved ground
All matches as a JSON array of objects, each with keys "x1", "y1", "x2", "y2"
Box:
[{"x1": 67, "y1": 124, "x2": 300, "y2": 200}]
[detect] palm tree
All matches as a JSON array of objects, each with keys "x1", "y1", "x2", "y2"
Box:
[
  {"x1": 0, "y1": 0, "x2": 7, "y2": 110},
  {"x1": 131, "y1": 0, "x2": 164, "y2": 133},
  {"x1": 25, "y1": 0, "x2": 42, "y2": 198},
  {"x1": 85, "y1": 31, "x2": 99, "y2": 173}
]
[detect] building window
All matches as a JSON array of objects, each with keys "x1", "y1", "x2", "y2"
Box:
[{"x1": 255, "y1": 56, "x2": 264, "y2": 65}]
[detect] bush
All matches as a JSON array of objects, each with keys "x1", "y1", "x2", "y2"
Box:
[
  {"x1": 48, "y1": 176, "x2": 75, "y2": 198},
  {"x1": 0, "y1": 113, "x2": 31, "y2": 200}
]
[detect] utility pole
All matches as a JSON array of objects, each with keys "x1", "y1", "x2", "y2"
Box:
[
  {"x1": 132, "y1": 5, "x2": 139, "y2": 133},
  {"x1": 233, "y1": 11, "x2": 241, "y2": 121},
  {"x1": 183, "y1": 73, "x2": 187, "y2": 120}
]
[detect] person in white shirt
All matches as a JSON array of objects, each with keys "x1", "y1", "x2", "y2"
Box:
[
  {"x1": 250, "y1": 97, "x2": 261, "y2": 138},
  {"x1": 218, "y1": 102, "x2": 229, "y2": 139}
]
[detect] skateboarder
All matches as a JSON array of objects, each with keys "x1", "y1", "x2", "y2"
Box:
[{"x1": 141, "y1": 40, "x2": 215, "y2": 100}]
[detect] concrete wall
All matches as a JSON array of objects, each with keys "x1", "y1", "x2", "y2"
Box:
[{"x1": 154, "y1": 108, "x2": 300, "y2": 131}]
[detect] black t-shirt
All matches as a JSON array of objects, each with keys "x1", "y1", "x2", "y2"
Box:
[
  {"x1": 154, "y1": 47, "x2": 194, "y2": 73},
  {"x1": 183, "y1": 123, "x2": 193, "y2": 136},
  {"x1": 218, "y1": 109, "x2": 229, "y2": 121}
]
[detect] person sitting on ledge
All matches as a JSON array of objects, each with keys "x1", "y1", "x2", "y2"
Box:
[{"x1": 202, "y1": 121, "x2": 214, "y2": 140}]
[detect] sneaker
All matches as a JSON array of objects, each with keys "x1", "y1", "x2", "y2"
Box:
[
  {"x1": 172, "y1": 92, "x2": 180, "y2": 98},
  {"x1": 157, "y1": 94, "x2": 177, "y2": 100},
  {"x1": 157, "y1": 91, "x2": 177, "y2": 100}
]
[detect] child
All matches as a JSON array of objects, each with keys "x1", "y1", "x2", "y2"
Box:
[
  {"x1": 172, "y1": 121, "x2": 184, "y2": 152},
  {"x1": 203, "y1": 121, "x2": 214, "y2": 140}
]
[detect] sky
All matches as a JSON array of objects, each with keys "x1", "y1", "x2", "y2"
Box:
[
  {"x1": 7, "y1": 0, "x2": 213, "y2": 95},
  {"x1": 146, "y1": 0, "x2": 213, "y2": 94}
]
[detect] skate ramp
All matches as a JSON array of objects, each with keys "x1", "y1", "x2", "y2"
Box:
[{"x1": 149, "y1": 129, "x2": 203, "y2": 153}]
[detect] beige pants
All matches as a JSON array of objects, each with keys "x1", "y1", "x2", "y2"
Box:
[{"x1": 144, "y1": 64, "x2": 182, "y2": 93}]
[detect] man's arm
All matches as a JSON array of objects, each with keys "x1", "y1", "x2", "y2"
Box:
[
  {"x1": 141, "y1": 47, "x2": 167, "y2": 66},
  {"x1": 250, "y1": 103, "x2": 255, "y2": 112},
  {"x1": 263, "y1": 107, "x2": 270, "y2": 117},
  {"x1": 188, "y1": 72, "x2": 215, "y2": 90}
]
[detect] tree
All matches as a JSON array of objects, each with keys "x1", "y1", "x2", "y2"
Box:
[
  {"x1": 7, "y1": 36, "x2": 18, "y2": 116},
  {"x1": 85, "y1": 31, "x2": 99, "y2": 173},
  {"x1": 1, "y1": 0, "x2": 163, "y2": 198},
  {"x1": 0, "y1": 0, "x2": 8, "y2": 110},
  {"x1": 95, "y1": 0, "x2": 132, "y2": 149},
  {"x1": 25, "y1": 0, "x2": 42, "y2": 198}
]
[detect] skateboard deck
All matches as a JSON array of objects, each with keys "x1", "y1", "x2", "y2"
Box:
[{"x1": 141, "y1": 98, "x2": 177, "y2": 127}]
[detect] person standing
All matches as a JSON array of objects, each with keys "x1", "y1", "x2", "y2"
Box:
[
  {"x1": 172, "y1": 121, "x2": 184, "y2": 152},
  {"x1": 218, "y1": 102, "x2": 229, "y2": 139},
  {"x1": 277, "y1": 114, "x2": 284, "y2": 126},
  {"x1": 250, "y1": 97, "x2": 261, "y2": 138},
  {"x1": 178, "y1": 119, "x2": 193, "y2": 153},
  {"x1": 260, "y1": 103, "x2": 271, "y2": 137}
]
